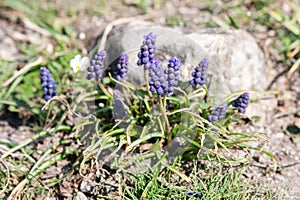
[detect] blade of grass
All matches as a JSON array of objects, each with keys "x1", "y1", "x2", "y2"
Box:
[
  {"x1": 161, "y1": 162, "x2": 191, "y2": 182},
  {"x1": 0, "y1": 125, "x2": 71, "y2": 161},
  {"x1": 126, "y1": 133, "x2": 162, "y2": 153},
  {"x1": 287, "y1": 58, "x2": 300, "y2": 78},
  {"x1": 8, "y1": 148, "x2": 76, "y2": 200},
  {"x1": 3, "y1": 57, "x2": 43, "y2": 88}
]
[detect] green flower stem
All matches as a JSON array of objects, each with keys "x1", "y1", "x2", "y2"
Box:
[
  {"x1": 157, "y1": 117, "x2": 165, "y2": 145},
  {"x1": 97, "y1": 80, "x2": 112, "y2": 100},
  {"x1": 189, "y1": 87, "x2": 206, "y2": 101},
  {"x1": 158, "y1": 95, "x2": 171, "y2": 144},
  {"x1": 144, "y1": 67, "x2": 153, "y2": 100},
  {"x1": 44, "y1": 100, "x2": 54, "y2": 128},
  {"x1": 108, "y1": 73, "x2": 135, "y2": 90},
  {"x1": 203, "y1": 85, "x2": 209, "y2": 102},
  {"x1": 174, "y1": 86, "x2": 191, "y2": 107},
  {"x1": 109, "y1": 72, "x2": 134, "y2": 106}
]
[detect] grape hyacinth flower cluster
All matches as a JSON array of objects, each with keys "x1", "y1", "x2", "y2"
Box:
[
  {"x1": 165, "y1": 57, "x2": 180, "y2": 96},
  {"x1": 40, "y1": 67, "x2": 58, "y2": 101},
  {"x1": 86, "y1": 50, "x2": 107, "y2": 81},
  {"x1": 208, "y1": 103, "x2": 228, "y2": 122},
  {"x1": 232, "y1": 92, "x2": 250, "y2": 113},
  {"x1": 114, "y1": 54, "x2": 129, "y2": 82},
  {"x1": 148, "y1": 60, "x2": 168, "y2": 96},
  {"x1": 190, "y1": 58, "x2": 209, "y2": 87},
  {"x1": 137, "y1": 32, "x2": 156, "y2": 69}
]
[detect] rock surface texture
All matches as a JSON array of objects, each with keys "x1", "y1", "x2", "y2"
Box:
[{"x1": 104, "y1": 20, "x2": 268, "y2": 102}]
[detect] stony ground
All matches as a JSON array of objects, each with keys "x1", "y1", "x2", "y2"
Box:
[{"x1": 0, "y1": 0, "x2": 300, "y2": 199}]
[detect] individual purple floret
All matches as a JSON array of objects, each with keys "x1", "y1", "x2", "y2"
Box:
[
  {"x1": 86, "y1": 50, "x2": 107, "y2": 81},
  {"x1": 148, "y1": 60, "x2": 168, "y2": 96},
  {"x1": 208, "y1": 103, "x2": 228, "y2": 122},
  {"x1": 40, "y1": 66, "x2": 58, "y2": 101},
  {"x1": 114, "y1": 54, "x2": 129, "y2": 82},
  {"x1": 190, "y1": 58, "x2": 209, "y2": 87},
  {"x1": 165, "y1": 57, "x2": 180, "y2": 96},
  {"x1": 232, "y1": 92, "x2": 250, "y2": 113},
  {"x1": 137, "y1": 32, "x2": 156, "y2": 69}
]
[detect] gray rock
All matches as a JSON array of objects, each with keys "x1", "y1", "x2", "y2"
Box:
[
  {"x1": 104, "y1": 20, "x2": 268, "y2": 102},
  {"x1": 187, "y1": 28, "x2": 268, "y2": 93},
  {"x1": 75, "y1": 191, "x2": 88, "y2": 200},
  {"x1": 0, "y1": 26, "x2": 18, "y2": 61}
]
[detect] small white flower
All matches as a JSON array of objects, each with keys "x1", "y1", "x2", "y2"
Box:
[{"x1": 70, "y1": 55, "x2": 90, "y2": 73}]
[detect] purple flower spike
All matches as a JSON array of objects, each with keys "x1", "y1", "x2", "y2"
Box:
[
  {"x1": 208, "y1": 103, "x2": 228, "y2": 122},
  {"x1": 166, "y1": 57, "x2": 180, "y2": 96},
  {"x1": 148, "y1": 60, "x2": 168, "y2": 96},
  {"x1": 190, "y1": 58, "x2": 209, "y2": 87},
  {"x1": 86, "y1": 50, "x2": 107, "y2": 81},
  {"x1": 114, "y1": 54, "x2": 129, "y2": 82},
  {"x1": 232, "y1": 92, "x2": 250, "y2": 113},
  {"x1": 137, "y1": 32, "x2": 156, "y2": 68},
  {"x1": 40, "y1": 67, "x2": 58, "y2": 101}
]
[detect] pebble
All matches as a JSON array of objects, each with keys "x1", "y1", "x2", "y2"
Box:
[{"x1": 75, "y1": 191, "x2": 88, "y2": 200}]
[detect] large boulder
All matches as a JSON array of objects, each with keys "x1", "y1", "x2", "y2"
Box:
[{"x1": 104, "y1": 20, "x2": 268, "y2": 102}]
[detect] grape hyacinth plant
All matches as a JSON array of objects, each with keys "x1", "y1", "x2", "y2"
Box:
[
  {"x1": 190, "y1": 58, "x2": 209, "y2": 87},
  {"x1": 40, "y1": 66, "x2": 58, "y2": 101},
  {"x1": 208, "y1": 103, "x2": 228, "y2": 122},
  {"x1": 137, "y1": 32, "x2": 156, "y2": 69},
  {"x1": 148, "y1": 60, "x2": 168, "y2": 96},
  {"x1": 165, "y1": 57, "x2": 180, "y2": 96},
  {"x1": 232, "y1": 92, "x2": 250, "y2": 113},
  {"x1": 114, "y1": 54, "x2": 129, "y2": 82},
  {"x1": 147, "y1": 59, "x2": 171, "y2": 143},
  {"x1": 86, "y1": 50, "x2": 107, "y2": 81}
]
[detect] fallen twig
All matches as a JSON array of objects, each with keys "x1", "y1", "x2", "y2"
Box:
[{"x1": 3, "y1": 57, "x2": 44, "y2": 87}]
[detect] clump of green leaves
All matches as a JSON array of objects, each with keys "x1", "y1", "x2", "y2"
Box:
[{"x1": 71, "y1": 32, "x2": 273, "y2": 174}]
